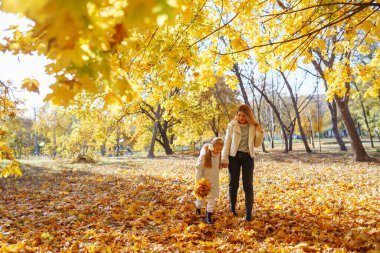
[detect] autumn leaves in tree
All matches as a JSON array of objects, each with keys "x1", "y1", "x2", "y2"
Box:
[
  {"x1": 0, "y1": 81, "x2": 22, "y2": 177},
  {"x1": 1, "y1": 1, "x2": 376, "y2": 109}
]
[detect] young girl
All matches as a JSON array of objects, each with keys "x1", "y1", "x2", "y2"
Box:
[{"x1": 195, "y1": 137, "x2": 224, "y2": 224}]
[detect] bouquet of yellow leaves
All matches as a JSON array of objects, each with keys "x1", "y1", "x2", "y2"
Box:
[{"x1": 194, "y1": 178, "x2": 211, "y2": 199}]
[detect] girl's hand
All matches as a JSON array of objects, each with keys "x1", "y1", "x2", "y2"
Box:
[{"x1": 221, "y1": 163, "x2": 228, "y2": 168}]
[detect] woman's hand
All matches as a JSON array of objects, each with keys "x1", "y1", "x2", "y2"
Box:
[
  {"x1": 221, "y1": 163, "x2": 228, "y2": 168},
  {"x1": 256, "y1": 124, "x2": 264, "y2": 133}
]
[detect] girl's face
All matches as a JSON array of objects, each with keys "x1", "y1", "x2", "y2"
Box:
[
  {"x1": 212, "y1": 143, "x2": 223, "y2": 155},
  {"x1": 237, "y1": 111, "x2": 248, "y2": 124}
]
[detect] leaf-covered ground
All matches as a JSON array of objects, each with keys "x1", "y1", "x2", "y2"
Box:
[{"x1": 1, "y1": 152, "x2": 379, "y2": 252}]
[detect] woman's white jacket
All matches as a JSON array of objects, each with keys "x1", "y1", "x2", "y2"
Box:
[{"x1": 221, "y1": 119, "x2": 264, "y2": 164}]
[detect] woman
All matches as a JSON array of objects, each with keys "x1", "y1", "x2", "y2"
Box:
[{"x1": 221, "y1": 104, "x2": 264, "y2": 221}]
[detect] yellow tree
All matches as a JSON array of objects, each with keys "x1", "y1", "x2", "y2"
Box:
[
  {"x1": 1, "y1": 78, "x2": 40, "y2": 176},
  {"x1": 32, "y1": 105, "x2": 69, "y2": 157},
  {"x1": 0, "y1": 0, "x2": 219, "y2": 107},
  {"x1": 209, "y1": 1, "x2": 379, "y2": 161},
  {"x1": 5, "y1": 116, "x2": 34, "y2": 158},
  {"x1": 300, "y1": 102, "x2": 325, "y2": 150},
  {"x1": 0, "y1": 80, "x2": 22, "y2": 177},
  {"x1": 0, "y1": 1, "x2": 227, "y2": 159},
  {"x1": 30, "y1": 92, "x2": 132, "y2": 159},
  {"x1": 1, "y1": 0, "x2": 379, "y2": 161},
  {"x1": 54, "y1": 92, "x2": 134, "y2": 159},
  {"x1": 173, "y1": 76, "x2": 240, "y2": 150}
]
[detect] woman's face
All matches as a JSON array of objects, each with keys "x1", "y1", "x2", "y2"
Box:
[{"x1": 237, "y1": 111, "x2": 248, "y2": 124}]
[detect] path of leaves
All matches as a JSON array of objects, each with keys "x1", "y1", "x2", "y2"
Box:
[{"x1": 1, "y1": 153, "x2": 379, "y2": 252}]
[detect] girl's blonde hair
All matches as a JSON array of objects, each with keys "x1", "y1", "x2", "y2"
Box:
[
  {"x1": 235, "y1": 104, "x2": 258, "y2": 126},
  {"x1": 204, "y1": 137, "x2": 224, "y2": 168}
]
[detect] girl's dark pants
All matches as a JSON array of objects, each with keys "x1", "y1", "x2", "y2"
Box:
[{"x1": 228, "y1": 151, "x2": 254, "y2": 215}]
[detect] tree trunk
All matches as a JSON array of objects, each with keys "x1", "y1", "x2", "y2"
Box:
[
  {"x1": 359, "y1": 101, "x2": 375, "y2": 148},
  {"x1": 250, "y1": 81, "x2": 289, "y2": 153},
  {"x1": 52, "y1": 112, "x2": 57, "y2": 158},
  {"x1": 33, "y1": 107, "x2": 40, "y2": 156},
  {"x1": 335, "y1": 97, "x2": 370, "y2": 161},
  {"x1": 270, "y1": 107, "x2": 275, "y2": 148},
  {"x1": 101, "y1": 145, "x2": 106, "y2": 156},
  {"x1": 310, "y1": 132, "x2": 315, "y2": 149},
  {"x1": 271, "y1": 134, "x2": 274, "y2": 148},
  {"x1": 279, "y1": 70, "x2": 312, "y2": 153},
  {"x1": 261, "y1": 141, "x2": 267, "y2": 153},
  {"x1": 17, "y1": 140, "x2": 22, "y2": 158},
  {"x1": 357, "y1": 122, "x2": 362, "y2": 137},
  {"x1": 310, "y1": 57, "x2": 348, "y2": 151},
  {"x1": 157, "y1": 121, "x2": 174, "y2": 155},
  {"x1": 215, "y1": 83, "x2": 233, "y2": 121},
  {"x1": 211, "y1": 117, "x2": 219, "y2": 137},
  {"x1": 281, "y1": 125, "x2": 289, "y2": 153},
  {"x1": 253, "y1": 90, "x2": 267, "y2": 153},
  {"x1": 331, "y1": 102, "x2": 349, "y2": 151},
  {"x1": 375, "y1": 130, "x2": 380, "y2": 142},
  {"x1": 307, "y1": 114, "x2": 315, "y2": 149},
  {"x1": 328, "y1": 101, "x2": 348, "y2": 151},
  {"x1": 288, "y1": 123, "x2": 295, "y2": 152},
  {"x1": 140, "y1": 102, "x2": 176, "y2": 156},
  {"x1": 258, "y1": 109, "x2": 268, "y2": 153},
  {"x1": 115, "y1": 137, "x2": 120, "y2": 157},
  {"x1": 233, "y1": 63, "x2": 250, "y2": 106},
  {"x1": 148, "y1": 120, "x2": 159, "y2": 158}
]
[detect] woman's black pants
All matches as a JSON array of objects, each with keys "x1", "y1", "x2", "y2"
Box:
[{"x1": 228, "y1": 152, "x2": 254, "y2": 214}]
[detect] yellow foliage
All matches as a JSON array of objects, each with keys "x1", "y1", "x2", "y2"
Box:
[
  {"x1": 21, "y1": 78, "x2": 40, "y2": 93},
  {"x1": 230, "y1": 37, "x2": 247, "y2": 51},
  {"x1": 1, "y1": 0, "x2": 181, "y2": 107},
  {"x1": 1, "y1": 129, "x2": 22, "y2": 177},
  {"x1": 325, "y1": 62, "x2": 352, "y2": 102},
  {"x1": 224, "y1": 74, "x2": 238, "y2": 89},
  {"x1": 357, "y1": 45, "x2": 371, "y2": 55},
  {"x1": 0, "y1": 0, "x2": 379, "y2": 110},
  {"x1": 193, "y1": 178, "x2": 211, "y2": 199},
  {"x1": 44, "y1": 83, "x2": 77, "y2": 107},
  {"x1": 0, "y1": 156, "x2": 379, "y2": 251},
  {"x1": 1, "y1": 160, "x2": 22, "y2": 178},
  {"x1": 366, "y1": 78, "x2": 380, "y2": 98}
]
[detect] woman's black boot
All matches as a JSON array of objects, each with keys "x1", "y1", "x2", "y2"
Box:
[
  {"x1": 230, "y1": 205, "x2": 237, "y2": 216},
  {"x1": 196, "y1": 207, "x2": 201, "y2": 215},
  {"x1": 245, "y1": 211, "x2": 252, "y2": 221}
]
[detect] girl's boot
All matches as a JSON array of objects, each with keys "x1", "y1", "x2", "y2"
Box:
[
  {"x1": 196, "y1": 207, "x2": 201, "y2": 215},
  {"x1": 206, "y1": 212, "x2": 213, "y2": 224}
]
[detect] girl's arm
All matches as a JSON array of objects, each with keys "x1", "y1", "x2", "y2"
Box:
[{"x1": 195, "y1": 148, "x2": 206, "y2": 180}]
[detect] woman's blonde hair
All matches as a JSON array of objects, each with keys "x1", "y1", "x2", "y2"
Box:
[
  {"x1": 204, "y1": 137, "x2": 224, "y2": 168},
  {"x1": 235, "y1": 104, "x2": 258, "y2": 126}
]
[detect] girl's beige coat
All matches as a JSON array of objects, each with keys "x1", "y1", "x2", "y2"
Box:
[{"x1": 195, "y1": 145, "x2": 220, "y2": 199}]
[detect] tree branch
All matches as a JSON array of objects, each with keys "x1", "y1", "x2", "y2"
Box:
[
  {"x1": 188, "y1": 11, "x2": 240, "y2": 49},
  {"x1": 218, "y1": 3, "x2": 373, "y2": 56}
]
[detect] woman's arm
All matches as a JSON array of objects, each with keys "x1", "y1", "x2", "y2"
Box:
[
  {"x1": 221, "y1": 123, "x2": 232, "y2": 164},
  {"x1": 254, "y1": 125, "x2": 264, "y2": 147}
]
